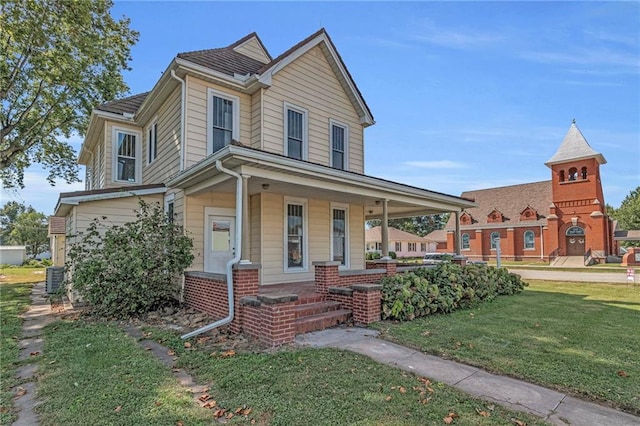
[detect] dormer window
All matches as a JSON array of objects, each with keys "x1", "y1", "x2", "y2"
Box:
[
  {"x1": 113, "y1": 128, "x2": 141, "y2": 183},
  {"x1": 487, "y1": 209, "x2": 504, "y2": 223},
  {"x1": 207, "y1": 89, "x2": 239, "y2": 155},
  {"x1": 520, "y1": 206, "x2": 538, "y2": 221},
  {"x1": 460, "y1": 212, "x2": 473, "y2": 225}
]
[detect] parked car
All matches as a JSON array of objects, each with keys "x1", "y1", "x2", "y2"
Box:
[{"x1": 422, "y1": 253, "x2": 453, "y2": 264}]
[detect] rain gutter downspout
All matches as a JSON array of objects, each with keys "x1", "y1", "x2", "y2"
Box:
[
  {"x1": 170, "y1": 70, "x2": 186, "y2": 171},
  {"x1": 181, "y1": 159, "x2": 242, "y2": 339}
]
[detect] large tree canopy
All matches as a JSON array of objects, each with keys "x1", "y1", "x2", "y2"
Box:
[
  {"x1": 611, "y1": 186, "x2": 640, "y2": 247},
  {"x1": 0, "y1": 0, "x2": 138, "y2": 188},
  {"x1": 367, "y1": 214, "x2": 450, "y2": 237},
  {"x1": 0, "y1": 201, "x2": 48, "y2": 255}
]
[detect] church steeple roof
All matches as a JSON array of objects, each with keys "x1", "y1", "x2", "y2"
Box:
[{"x1": 545, "y1": 121, "x2": 606, "y2": 167}]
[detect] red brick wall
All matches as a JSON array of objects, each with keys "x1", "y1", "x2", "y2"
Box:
[
  {"x1": 258, "y1": 302, "x2": 297, "y2": 347},
  {"x1": 183, "y1": 274, "x2": 229, "y2": 321},
  {"x1": 326, "y1": 292, "x2": 353, "y2": 311},
  {"x1": 352, "y1": 286, "x2": 381, "y2": 324}
]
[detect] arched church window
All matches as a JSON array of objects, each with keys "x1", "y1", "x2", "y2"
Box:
[
  {"x1": 568, "y1": 167, "x2": 578, "y2": 181},
  {"x1": 581, "y1": 167, "x2": 587, "y2": 179},
  {"x1": 559, "y1": 170, "x2": 565, "y2": 182},
  {"x1": 490, "y1": 232, "x2": 500, "y2": 250},
  {"x1": 462, "y1": 233, "x2": 470, "y2": 250},
  {"x1": 524, "y1": 231, "x2": 535, "y2": 249}
]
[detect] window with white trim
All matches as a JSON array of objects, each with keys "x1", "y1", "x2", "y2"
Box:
[
  {"x1": 285, "y1": 199, "x2": 307, "y2": 271},
  {"x1": 147, "y1": 121, "x2": 158, "y2": 164},
  {"x1": 207, "y1": 89, "x2": 239, "y2": 155},
  {"x1": 375, "y1": 242, "x2": 382, "y2": 251},
  {"x1": 524, "y1": 230, "x2": 535, "y2": 249},
  {"x1": 164, "y1": 193, "x2": 175, "y2": 223},
  {"x1": 420, "y1": 242, "x2": 426, "y2": 252},
  {"x1": 462, "y1": 233, "x2": 470, "y2": 250},
  {"x1": 395, "y1": 242, "x2": 402, "y2": 252},
  {"x1": 490, "y1": 232, "x2": 500, "y2": 250},
  {"x1": 331, "y1": 205, "x2": 349, "y2": 267},
  {"x1": 330, "y1": 120, "x2": 348, "y2": 170},
  {"x1": 408, "y1": 242, "x2": 417, "y2": 252},
  {"x1": 113, "y1": 128, "x2": 141, "y2": 183},
  {"x1": 284, "y1": 103, "x2": 307, "y2": 160}
]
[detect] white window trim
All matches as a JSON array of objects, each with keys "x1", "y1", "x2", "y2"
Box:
[
  {"x1": 207, "y1": 88, "x2": 240, "y2": 156},
  {"x1": 329, "y1": 119, "x2": 349, "y2": 170},
  {"x1": 283, "y1": 102, "x2": 308, "y2": 160},
  {"x1": 461, "y1": 233, "x2": 471, "y2": 251},
  {"x1": 111, "y1": 127, "x2": 142, "y2": 184},
  {"x1": 146, "y1": 118, "x2": 158, "y2": 165},
  {"x1": 284, "y1": 197, "x2": 308, "y2": 273},
  {"x1": 490, "y1": 232, "x2": 500, "y2": 250},
  {"x1": 330, "y1": 203, "x2": 350, "y2": 269}
]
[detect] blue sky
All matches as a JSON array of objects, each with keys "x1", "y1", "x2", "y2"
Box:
[{"x1": 4, "y1": 1, "x2": 639, "y2": 215}]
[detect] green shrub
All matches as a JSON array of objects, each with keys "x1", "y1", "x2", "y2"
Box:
[
  {"x1": 65, "y1": 200, "x2": 194, "y2": 318},
  {"x1": 366, "y1": 251, "x2": 382, "y2": 261},
  {"x1": 389, "y1": 251, "x2": 397, "y2": 259},
  {"x1": 381, "y1": 264, "x2": 526, "y2": 321},
  {"x1": 21, "y1": 258, "x2": 49, "y2": 268}
]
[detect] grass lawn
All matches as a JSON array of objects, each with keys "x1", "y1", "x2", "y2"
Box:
[
  {"x1": 0, "y1": 281, "x2": 34, "y2": 424},
  {"x1": 372, "y1": 280, "x2": 640, "y2": 415},
  {"x1": 0, "y1": 266, "x2": 46, "y2": 284}
]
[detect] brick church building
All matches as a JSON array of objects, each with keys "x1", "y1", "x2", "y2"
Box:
[{"x1": 435, "y1": 121, "x2": 617, "y2": 264}]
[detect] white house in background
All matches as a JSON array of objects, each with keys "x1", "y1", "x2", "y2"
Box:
[
  {"x1": 365, "y1": 226, "x2": 436, "y2": 257},
  {"x1": 0, "y1": 246, "x2": 27, "y2": 265}
]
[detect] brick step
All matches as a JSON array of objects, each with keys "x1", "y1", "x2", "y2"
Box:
[
  {"x1": 296, "y1": 293, "x2": 326, "y2": 305},
  {"x1": 294, "y1": 309, "x2": 351, "y2": 334},
  {"x1": 294, "y1": 301, "x2": 341, "y2": 318}
]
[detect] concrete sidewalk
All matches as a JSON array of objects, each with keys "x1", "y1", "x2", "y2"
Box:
[
  {"x1": 296, "y1": 328, "x2": 640, "y2": 426},
  {"x1": 507, "y1": 268, "x2": 633, "y2": 284}
]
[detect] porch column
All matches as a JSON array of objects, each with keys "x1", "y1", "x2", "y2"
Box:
[
  {"x1": 454, "y1": 211, "x2": 461, "y2": 255},
  {"x1": 240, "y1": 174, "x2": 251, "y2": 263},
  {"x1": 381, "y1": 199, "x2": 390, "y2": 259}
]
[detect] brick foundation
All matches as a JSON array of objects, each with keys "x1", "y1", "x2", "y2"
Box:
[{"x1": 352, "y1": 284, "x2": 382, "y2": 325}]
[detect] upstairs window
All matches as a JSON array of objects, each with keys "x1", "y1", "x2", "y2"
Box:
[
  {"x1": 330, "y1": 120, "x2": 348, "y2": 170},
  {"x1": 147, "y1": 121, "x2": 157, "y2": 164},
  {"x1": 284, "y1": 103, "x2": 307, "y2": 160},
  {"x1": 113, "y1": 128, "x2": 141, "y2": 183},
  {"x1": 207, "y1": 89, "x2": 239, "y2": 155}
]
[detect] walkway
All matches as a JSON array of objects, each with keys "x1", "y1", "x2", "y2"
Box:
[
  {"x1": 507, "y1": 268, "x2": 633, "y2": 284},
  {"x1": 296, "y1": 327, "x2": 640, "y2": 426}
]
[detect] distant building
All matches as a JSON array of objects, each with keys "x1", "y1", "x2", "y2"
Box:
[
  {"x1": 0, "y1": 246, "x2": 27, "y2": 266},
  {"x1": 428, "y1": 122, "x2": 617, "y2": 264},
  {"x1": 365, "y1": 226, "x2": 437, "y2": 257}
]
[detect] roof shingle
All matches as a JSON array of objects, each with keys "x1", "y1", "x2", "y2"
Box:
[{"x1": 96, "y1": 92, "x2": 149, "y2": 115}]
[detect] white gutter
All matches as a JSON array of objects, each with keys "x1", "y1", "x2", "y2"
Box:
[
  {"x1": 181, "y1": 159, "x2": 242, "y2": 340},
  {"x1": 170, "y1": 70, "x2": 186, "y2": 171}
]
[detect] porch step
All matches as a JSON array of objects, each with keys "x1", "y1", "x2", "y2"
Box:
[
  {"x1": 294, "y1": 301, "x2": 341, "y2": 317},
  {"x1": 295, "y1": 309, "x2": 352, "y2": 334}
]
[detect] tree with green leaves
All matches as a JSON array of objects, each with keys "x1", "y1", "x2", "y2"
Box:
[
  {"x1": 367, "y1": 214, "x2": 450, "y2": 237},
  {"x1": 10, "y1": 210, "x2": 48, "y2": 256},
  {"x1": 0, "y1": 200, "x2": 29, "y2": 244},
  {"x1": 612, "y1": 186, "x2": 640, "y2": 247},
  {"x1": 1, "y1": 0, "x2": 139, "y2": 188}
]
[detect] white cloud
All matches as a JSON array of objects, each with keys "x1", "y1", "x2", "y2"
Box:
[
  {"x1": 2, "y1": 170, "x2": 85, "y2": 215},
  {"x1": 404, "y1": 160, "x2": 468, "y2": 169},
  {"x1": 411, "y1": 23, "x2": 504, "y2": 50}
]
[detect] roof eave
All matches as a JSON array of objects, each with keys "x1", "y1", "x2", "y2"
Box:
[{"x1": 544, "y1": 153, "x2": 607, "y2": 168}]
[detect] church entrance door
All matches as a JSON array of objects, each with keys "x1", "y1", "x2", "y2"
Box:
[{"x1": 565, "y1": 226, "x2": 585, "y2": 256}]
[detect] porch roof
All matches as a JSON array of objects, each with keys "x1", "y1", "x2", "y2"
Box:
[{"x1": 167, "y1": 144, "x2": 476, "y2": 218}]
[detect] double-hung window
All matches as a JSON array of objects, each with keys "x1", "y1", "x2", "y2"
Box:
[
  {"x1": 524, "y1": 230, "x2": 535, "y2": 249},
  {"x1": 408, "y1": 242, "x2": 417, "y2": 252},
  {"x1": 208, "y1": 89, "x2": 239, "y2": 155},
  {"x1": 285, "y1": 199, "x2": 307, "y2": 271},
  {"x1": 113, "y1": 128, "x2": 141, "y2": 183},
  {"x1": 330, "y1": 120, "x2": 348, "y2": 170},
  {"x1": 462, "y1": 233, "x2": 470, "y2": 250},
  {"x1": 147, "y1": 121, "x2": 157, "y2": 164},
  {"x1": 331, "y1": 205, "x2": 348, "y2": 267},
  {"x1": 284, "y1": 103, "x2": 307, "y2": 160},
  {"x1": 395, "y1": 242, "x2": 402, "y2": 252}
]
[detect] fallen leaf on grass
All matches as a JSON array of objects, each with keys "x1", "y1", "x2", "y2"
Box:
[
  {"x1": 198, "y1": 394, "x2": 211, "y2": 402},
  {"x1": 15, "y1": 387, "x2": 26, "y2": 397},
  {"x1": 0, "y1": 406, "x2": 9, "y2": 413},
  {"x1": 398, "y1": 386, "x2": 407, "y2": 394},
  {"x1": 443, "y1": 412, "x2": 457, "y2": 424},
  {"x1": 421, "y1": 330, "x2": 431, "y2": 336},
  {"x1": 29, "y1": 351, "x2": 40, "y2": 357},
  {"x1": 242, "y1": 408, "x2": 252, "y2": 415},
  {"x1": 114, "y1": 405, "x2": 122, "y2": 412},
  {"x1": 184, "y1": 342, "x2": 192, "y2": 349},
  {"x1": 226, "y1": 412, "x2": 234, "y2": 419},
  {"x1": 221, "y1": 350, "x2": 236, "y2": 358},
  {"x1": 167, "y1": 350, "x2": 176, "y2": 356},
  {"x1": 145, "y1": 347, "x2": 152, "y2": 351},
  {"x1": 512, "y1": 419, "x2": 527, "y2": 426},
  {"x1": 418, "y1": 377, "x2": 432, "y2": 385},
  {"x1": 203, "y1": 401, "x2": 217, "y2": 409},
  {"x1": 176, "y1": 421, "x2": 183, "y2": 426},
  {"x1": 196, "y1": 336, "x2": 210, "y2": 344},
  {"x1": 476, "y1": 408, "x2": 490, "y2": 417},
  {"x1": 385, "y1": 395, "x2": 392, "y2": 401},
  {"x1": 154, "y1": 401, "x2": 163, "y2": 407},
  {"x1": 617, "y1": 370, "x2": 629, "y2": 377}
]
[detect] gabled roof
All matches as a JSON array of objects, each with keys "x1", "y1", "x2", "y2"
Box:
[
  {"x1": 177, "y1": 32, "x2": 269, "y2": 77},
  {"x1": 545, "y1": 121, "x2": 606, "y2": 166},
  {"x1": 446, "y1": 181, "x2": 552, "y2": 229},
  {"x1": 424, "y1": 229, "x2": 447, "y2": 243},
  {"x1": 96, "y1": 92, "x2": 149, "y2": 115},
  {"x1": 366, "y1": 226, "x2": 433, "y2": 242}
]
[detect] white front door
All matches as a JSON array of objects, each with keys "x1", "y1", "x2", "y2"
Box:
[{"x1": 205, "y1": 215, "x2": 235, "y2": 274}]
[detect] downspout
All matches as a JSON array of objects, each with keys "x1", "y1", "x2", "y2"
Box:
[
  {"x1": 181, "y1": 159, "x2": 242, "y2": 339},
  {"x1": 540, "y1": 224, "x2": 545, "y2": 260},
  {"x1": 170, "y1": 70, "x2": 186, "y2": 171}
]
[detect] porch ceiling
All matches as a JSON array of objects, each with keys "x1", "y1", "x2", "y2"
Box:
[{"x1": 170, "y1": 145, "x2": 476, "y2": 218}]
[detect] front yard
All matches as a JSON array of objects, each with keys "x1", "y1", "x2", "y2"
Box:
[{"x1": 372, "y1": 280, "x2": 640, "y2": 415}]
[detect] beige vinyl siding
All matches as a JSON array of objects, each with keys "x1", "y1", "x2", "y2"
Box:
[
  {"x1": 184, "y1": 76, "x2": 252, "y2": 168},
  {"x1": 103, "y1": 121, "x2": 143, "y2": 188},
  {"x1": 143, "y1": 87, "x2": 182, "y2": 184},
  {"x1": 185, "y1": 191, "x2": 236, "y2": 271},
  {"x1": 250, "y1": 194, "x2": 261, "y2": 263},
  {"x1": 250, "y1": 89, "x2": 262, "y2": 148},
  {"x1": 349, "y1": 204, "x2": 365, "y2": 269},
  {"x1": 261, "y1": 45, "x2": 364, "y2": 173},
  {"x1": 260, "y1": 192, "x2": 284, "y2": 283},
  {"x1": 233, "y1": 38, "x2": 270, "y2": 64}
]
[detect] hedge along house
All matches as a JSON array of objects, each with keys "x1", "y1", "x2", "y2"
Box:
[
  {"x1": 53, "y1": 29, "x2": 475, "y2": 346},
  {"x1": 435, "y1": 121, "x2": 617, "y2": 265}
]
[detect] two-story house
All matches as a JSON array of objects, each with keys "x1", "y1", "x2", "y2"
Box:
[{"x1": 54, "y1": 29, "x2": 475, "y2": 345}]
